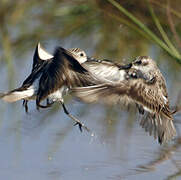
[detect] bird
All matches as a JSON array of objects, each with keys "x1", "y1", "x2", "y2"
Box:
[
  {"x1": 22, "y1": 43, "x2": 90, "y2": 113},
  {"x1": 0, "y1": 43, "x2": 98, "y2": 131},
  {"x1": 71, "y1": 56, "x2": 177, "y2": 144}
]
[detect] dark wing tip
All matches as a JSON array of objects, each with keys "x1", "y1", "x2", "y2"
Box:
[
  {"x1": 54, "y1": 46, "x2": 75, "y2": 59},
  {"x1": 0, "y1": 92, "x2": 5, "y2": 98},
  {"x1": 158, "y1": 132, "x2": 164, "y2": 144},
  {"x1": 32, "y1": 43, "x2": 39, "y2": 65},
  {"x1": 32, "y1": 42, "x2": 44, "y2": 70},
  {"x1": 54, "y1": 46, "x2": 67, "y2": 57},
  {"x1": 54, "y1": 46, "x2": 65, "y2": 52},
  {"x1": 53, "y1": 46, "x2": 88, "y2": 73},
  {"x1": 33, "y1": 42, "x2": 53, "y2": 70}
]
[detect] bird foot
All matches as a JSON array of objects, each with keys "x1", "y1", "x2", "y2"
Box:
[
  {"x1": 74, "y1": 121, "x2": 90, "y2": 132},
  {"x1": 74, "y1": 122, "x2": 83, "y2": 132}
]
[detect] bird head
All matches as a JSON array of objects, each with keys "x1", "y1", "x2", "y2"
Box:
[
  {"x1": 131, "y1": 56, "x2": 158, "y2": 73},
  {"x1": 68, "y1": 48, "x2": 88, "y2": 64}
]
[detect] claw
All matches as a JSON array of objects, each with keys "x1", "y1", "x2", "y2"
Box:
[{"x1": 74, "y1": 122, "x2": 83, "y2": 132}]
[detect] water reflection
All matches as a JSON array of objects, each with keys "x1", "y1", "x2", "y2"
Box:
[
  {"x1": 0, "y1": 1, "x2": 181, "y2": 180},
  {"x1": 0, "y1": 60, "x2": 180, "y2": 179}
]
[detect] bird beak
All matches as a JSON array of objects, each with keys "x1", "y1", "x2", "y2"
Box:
[
  {"x1": 87, "y1": 56, "x2": 98, "y2": 62},
  {"x1": 119, "y1": 63, "x2": 132, "y2": 69}
]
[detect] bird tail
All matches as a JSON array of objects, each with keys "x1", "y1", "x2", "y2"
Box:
[
  {"x1": 140, "y1": 112, "x2": 176, "y2": 144},
  {"x1": 0, "y1": 87, "x2": 34, "y2": 102}
]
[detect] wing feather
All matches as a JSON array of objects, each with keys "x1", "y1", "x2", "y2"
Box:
[
  {"x1": 71, "y1": 82, "x2": 131, "y2": 105},
  {"x1": 72, "y1": 78, "x2": 168, "y2": 115},
  {"x1": 71, "y1": 78, "x2": 176, "y2": 143},
  {"x1": 83, "y1": 61, "x2": 126, "y2": 82},
  {"x1": 36, "y1": 47, "x2": 98, "y2": 104},
  {"x1": 32, "y1": 42, "x2": 53, "y2": 72},
  {"x1": 128, "y1": 79, "x2": 172, "y2": 118}
]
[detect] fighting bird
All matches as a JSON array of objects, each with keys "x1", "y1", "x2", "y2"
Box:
[
  {"x1": 22, "y1": 43, "x2": 90, "y2": 112},
  {"x1": 71, "y1": 56, "x2": 177, "y2": 144},
  {"x1": 0, "y1": 43, "x2": 98, "y2": 131}
]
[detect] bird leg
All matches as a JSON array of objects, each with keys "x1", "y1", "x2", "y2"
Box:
[
  {"x1": 36, "y1": 99, "x2": 54, "y2": 110},
  {"x1": 23, "y1": 99, "x2": 53, "y2": 113},
  {"x1": 46, "y1": 98, "x2": 54, "y2": 106},
  {"x1": 61, "y1": 102, "x2": 90, "y2": 132},
  {"x1": 23, "y1": 100, "x2": 29, "y2": 113}
]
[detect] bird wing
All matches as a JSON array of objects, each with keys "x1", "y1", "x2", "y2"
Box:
[
  {"x1": 122, "y1": 78, "x2": 175, "y2": 143},
  {"x1": 140, "y1": 111, "x2": 176, "y2": 144},
  {"x1": 71, "y1": 82, "x2": 131, "y2": 105},
  {"x1": 32, "y1": 42, "x2": 53, "y2": 72},
  {"x1": 72, "y1": 78, "x2": 171, "y2": 118},
  {"x1": 21, "y1": 43, "x2": 53, "y2": 88},
  {"x1": 127, "y1": 79, "x2": 172, "y2": 117},
  {"x1": 82, "y1": 61, "x2": 126, "y2": 83},
  {"x1": 157, "y1": 73, "x2": 169, "y2": 106},
  {"x1": 36, "y1": 47, "x2": 98, "y2": 104},
  {"x1": 71, "y1": 79, "x2": 176, "y2": 143},
  {"x1": 22, "y1": 61, "x2": 47, "y2": 88}
]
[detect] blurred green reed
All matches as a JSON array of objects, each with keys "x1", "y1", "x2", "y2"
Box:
[
  {"x1": 0, "y1": 0, "x2": 181, "y2": 88},
  {"x1": 1, "y1": 0, "x2": 181, "y2": 66},
  {"x1": 0, "y1": 2, "x2": 180, "y2": 177},
  {"x1": 107, "y1": 0, "x2": 181, "y2": 64}
]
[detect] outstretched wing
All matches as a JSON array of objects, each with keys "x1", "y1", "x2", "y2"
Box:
[
  {"x1": 72, "y1": 78, "x2": 171, "y2": 117},
  {"x1": 128, "y1": 79, "x2": 172, "y2": 117},
  {"x1": 71, "y1": 82, "x2": 132, "y2": 106},
  {"x1": 71, "y1": 79, "x2": 176, "y2": 143},
  {"x1": 36, "y1": 47, "x2": 98, "y2": 104},
  {"x1": 128, "y1": 79, "x2": 176, "y2": 143},
  {"x1": 83, "y1": 60, "x2": 130, "y2": 83},
  {"x1": 140, "y1": 112, "x2": 176, "y2": 144}
]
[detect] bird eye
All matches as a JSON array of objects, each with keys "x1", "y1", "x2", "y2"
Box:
[
  {"x1": 135, "y1": 60, "x2": 142, "y2": 65},
  {"x1": 80, "y1": 53, "x2": 84, "y2": 57}
]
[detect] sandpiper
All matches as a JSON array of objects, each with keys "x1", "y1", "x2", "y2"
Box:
[
  {"x1": 71, "y1": 56, "x2": 176, "y2": 144},
  {"x1": 22, "y1": 43, "x2": 90, "y2": 113},
  {"x1": 0, "y1": 43, "x2": 98, "y2": 131}
]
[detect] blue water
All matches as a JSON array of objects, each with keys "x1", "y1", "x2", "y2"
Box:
[{"x1": 0, "y1": 43, "x2": 181, "y2": 180}]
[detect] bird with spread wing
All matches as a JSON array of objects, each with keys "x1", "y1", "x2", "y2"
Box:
[
  {"x1": 71, "y1": 56, "x2": 177, "y2": 144},
  {"x1": 0, "y1": 43, "x2": 100, "y2": 131}
]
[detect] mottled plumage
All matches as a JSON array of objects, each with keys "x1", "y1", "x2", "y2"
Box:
[{"x1": 71, "y1": 56, "x2": 176, "y2": 144}]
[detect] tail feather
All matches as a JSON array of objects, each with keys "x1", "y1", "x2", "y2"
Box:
[
  {"x1": 140, "y1": 112, "x2": 176, "y2": 144},
  {"x1": 0, "y1": 88, "x2": 35, "y2": 102}
]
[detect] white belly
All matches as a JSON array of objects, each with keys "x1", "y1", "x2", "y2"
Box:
[
  {"x1": 48, "y1": 86, "x2": 67, "y2": 102},
  {"x1": 25, "y1": 76, "x2": 68, "y2": 103}
]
